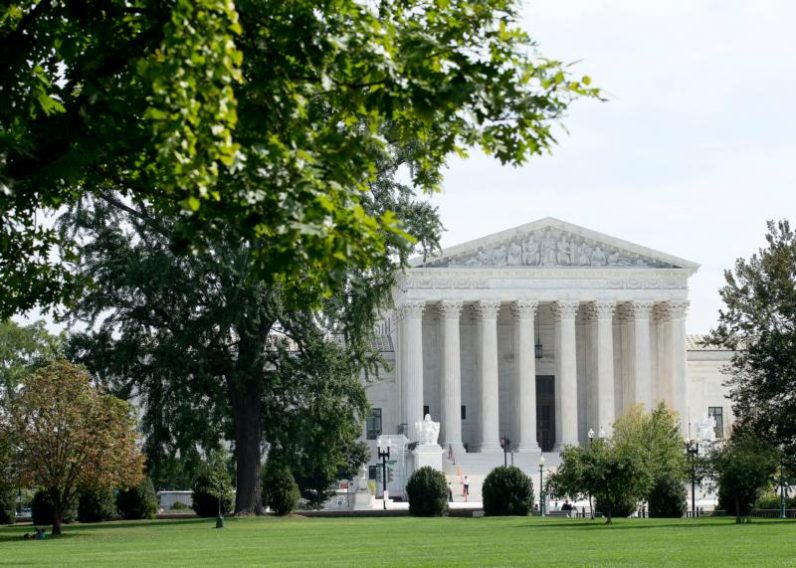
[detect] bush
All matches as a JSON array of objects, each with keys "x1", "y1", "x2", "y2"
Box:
[
  {"x1": 0, "y1": 488, "x2": 16, "y2": 525},
  {"x1": 77, "y1": 486, "x2": 117, "y2": 523},
  {"x1": 755, "y1": 490, "x2": 796, "y2": 510},
  {"x1": 405, "y1": 466, "x2": 448, "y2": 517},
  {"x1": 116, "y1": 477, "x2": 157, "y2": 520},
  {"x1": 170, "y1": 500, "x2": 189, "y2": 511},
  {"x1": 192, "y1": 472, "x2": 234, "y2": 518},
  {"x1": 647, "y1": 475, "x2": 686, "y2": 518},
  {"x1": 262, "y1": 466, "x2": 300, "y2": 516},
  {"x1": 482, "y1": 466, "x2": 534, "y2": 516},
  {"x1": 32, "y1": 490, "x2": 76, "y2": 526}
]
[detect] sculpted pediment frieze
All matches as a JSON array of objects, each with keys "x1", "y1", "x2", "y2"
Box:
[{"x1": 422, "y1": 227, "x2": 679, "y2": 269}]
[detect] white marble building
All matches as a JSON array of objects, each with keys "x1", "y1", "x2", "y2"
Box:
[{"x1": 364, "y1": 218, "x2": 734, "y2": 466}]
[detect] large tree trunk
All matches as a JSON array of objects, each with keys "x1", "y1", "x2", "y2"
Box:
[{"x1": 230, "y1": 379, "x2": 264, "y2": 515}]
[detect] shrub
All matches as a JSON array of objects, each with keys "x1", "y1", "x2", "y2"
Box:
[
  {"x1": 262, "y1": 466, "x2": 300, "y2": 516},
  {"x1": 647, "y1": 475, "x2": 686, "y2": 518},
  {"x1": 116, "y1": 477, "x2": 157, "y2": 520},
  {"x1": 482, "y1": 466, "x2": 534, "y2": 516},
  {"x1": 78, "y1": 486, "x2": 117, "y2": 523},
  {"x1": 405, "y1": 466, "x2": 448, "y2": 517},
  {"x1": 0, "y1": 488, "x2": 16, "y2": 525},
  {"x1": 32, "y1": 490, "x2": 76, "y2": 526},
  {"x1": 170, "y1": 500, "x2": 189, "y2": 510}
]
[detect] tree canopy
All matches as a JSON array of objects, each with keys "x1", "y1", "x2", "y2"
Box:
[
  {"x1": 7, "y1": 359, "x2": 144, "y2": 534},
  {"x1": 708, "y1": 220, "x2": 796, "y2": 460},
  {"x1": 0, "y1": 0, "x2": 598, "y2": 318}
]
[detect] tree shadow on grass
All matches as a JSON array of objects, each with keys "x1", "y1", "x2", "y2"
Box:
[
  {"x1": 513, "y1": 519, "x2": 751, "y2": 531},
  {"x1": 0, "y1": 517, "x2": 212, "y2": 542}
]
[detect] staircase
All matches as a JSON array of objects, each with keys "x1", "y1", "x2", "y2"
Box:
[{"x1": 442, "y1": 449, "x2": 562, "y2": 504}]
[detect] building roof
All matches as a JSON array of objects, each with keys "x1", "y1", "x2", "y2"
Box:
[{"x1": 686, "y1": 334, "x2": 733, "y2": 351}]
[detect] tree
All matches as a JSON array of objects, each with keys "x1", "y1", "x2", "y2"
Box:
[
  {"x1": 708, "y1": 220, "x2": 796, "y2": 461},
  {"x1": 548, "y1": 440, "x2": 650, "y2": 524},
  {"x1": 8, "y1": 360, "x2": 144, "y2": 535},
  {"x1": 0, "y1": 319, "x2": 63, "y2": 403},
  {"x1": 191, "y1": 451, "x2": 234, "y2": 519},
  {"x1": 65, "y1": 199, "x2": 373, "y2": 514},
  {"x1": 712, "y1": 430, "x2": 778, "y2": 523},
  {"x1": 0, "y1": 0, "x2": 597, "y2": 319}
]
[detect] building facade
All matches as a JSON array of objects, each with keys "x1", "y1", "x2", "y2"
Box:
[{"x1": 365, "y1": 218, "x2": 734, "y2": 459}]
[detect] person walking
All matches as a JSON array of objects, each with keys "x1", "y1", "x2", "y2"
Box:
[{"x1": 462, "y1": 475, "x2": 470, "y2": 502}]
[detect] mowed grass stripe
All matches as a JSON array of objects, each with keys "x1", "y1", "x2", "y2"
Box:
[{"x1": 1, "y1": 516, "x2": 794, "y2": 567}]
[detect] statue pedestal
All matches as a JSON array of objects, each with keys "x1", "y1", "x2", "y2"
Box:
[
  {"x1": 412, "y1": 444, "x2": 444, "y2": 474},
  {"x1": 352, "y1": 487, "x2": 374, "y2": 510}
]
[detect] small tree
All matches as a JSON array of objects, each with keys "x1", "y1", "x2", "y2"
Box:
[
  {"x1": 405, "y1": 467, "x2": 448, "y2": 517},
  {"x1": 548, "y1": 440, "x2": 649, "y2": 524},
  {"x1": 78, "y1": 486, "x2": 117, "y2": 523},
  {"x1": 192, "y1": 453, "x2": 234, "y2": 518},
  {"x1": 10, "y1": 360, "x2": 145, "y2": 535},
  {"x1": 115, "y1": 477, "x2": 157, "y2": 520},
  {"x1": 713, "y1": 431, "x2": 777, "y2": 523},
  {"x1": 482, "y1": 466, "x2": 534, "y2": 516},
  {"x1": 647, "y1": 474, "x2": 687, "y2": 518}
]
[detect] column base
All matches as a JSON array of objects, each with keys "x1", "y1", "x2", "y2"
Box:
[
  {"x1": 443, "y1": 441, "x2": 466, "y2": 460},
  {"x1": 516, "y1": 444, "x2": 542, "y2": 454},
  {"x1": 476, "y1": 444, "x2": 502, "y2": 453}
]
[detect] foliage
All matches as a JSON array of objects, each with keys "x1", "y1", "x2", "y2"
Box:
[
  {"x1": 613, "y1": 403, "x2": 687, "y2": 484},
  {"x1": 755, "y1": 490, "x2": 796, "y2": 510},
  {"x1": 77, "y1": 486, "x2": 117, "y2": 523},
  {"x1": 405, "y1": 466, "x2": 448, "y2": 517},
  {"x1": 170, "y1": 501, "x2": 190, "y2": 511},
  {"x1": 713, "y1": 431, "x2": 778, "y2": 522},
  {"x1": 0, "y1": 319, "x2": 63, "y2": 399},
  {"x1": 8, "y1": 360, "x2": 144, "y2": 534},
  {"x1": 65, "y1": 200, "x2": 374, "y2": 515},
  {"x1": 708, "y1": 220, "x2": 796, "y2": 461},
  {"x1": 482, "y1": 466, "x2": 534, "y2": 516},
  {"x1": 0, "y1": 0, "x2": 597, "y2": 319},
  {"x1": 116, "y1": 477, "x2": 157, "y2": 521},
  {"x1": 548, "y1": 440, "x2": 650, "y2": 524},
  {"x1": 262, "y1": 466, "x2": 300, "y2": 516},
  {"x1": 647, "y1": 474, "x2": 687, "y2": 518},
  {"x1": 32, "y1": 489, "x2": 75, "y2": 526},
  {"x1": 191, "y1": 452, "x2": 234, "y2": 518},
  {"x1": 0, "y1": 487, "x2": 15, "y2": 524}
]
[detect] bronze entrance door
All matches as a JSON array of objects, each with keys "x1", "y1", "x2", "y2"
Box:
[{"x1": 536, "y1": 375, "x2": 555, "y2": 452}]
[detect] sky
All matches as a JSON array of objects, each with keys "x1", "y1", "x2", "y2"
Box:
[{"x1": 428, "y1": 0, "x2": 796, "y2": 334}]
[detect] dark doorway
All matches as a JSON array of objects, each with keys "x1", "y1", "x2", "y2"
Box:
[{"x1": 536, "y1": 375, "x2": 555, "y2": 452}]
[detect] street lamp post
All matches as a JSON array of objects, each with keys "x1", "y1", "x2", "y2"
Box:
[
  {"x1": 500, "y1": 436, "x2": 511, "y2": 467},
  {"x1": 685, "y1": 439, "x2": 699, "y2": 518},
  {"x1": 539, "y1": 456, "x2": 546, "y2": 517},
  {"x1": 377, "y1": 438, "x2": 391, "y2": 510},
  {"x1": 587, "y1": 429, "x2": 596, "y2": 519}
]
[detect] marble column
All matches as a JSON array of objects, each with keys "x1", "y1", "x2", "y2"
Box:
[
  {"x1": 476, "y1": 300, "x2": 501, "y2": 452},
  {"x1": 631, "y1": 300, "x2": 654, "y2": 409},
  {"x1": 513, "y1": 300, "x2": 540, "y2": 453},
  {"x1": 591, "y1": 300, "x2": 616, "y2": 435},
  {"x1": 402, "y1": 301, "x2": 425, "y2": 441},
  {"x1": 439, "y1": 300, "x2": 464, "y2": 454},
  {"x1": 553, "y1": 300, "x2": 579, "y2": 449},
  {"x1": 668, "y1": 301, "x2": 689, "y2": 434}
]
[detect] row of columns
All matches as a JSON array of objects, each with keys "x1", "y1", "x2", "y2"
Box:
[{"x1": 397, "y1": 299, "x2": 688, "y2": 452}]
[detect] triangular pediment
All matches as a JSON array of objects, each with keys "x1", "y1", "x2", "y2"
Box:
[{"x1": 413, "y1": 217, "x2": 699, "y2": 270}]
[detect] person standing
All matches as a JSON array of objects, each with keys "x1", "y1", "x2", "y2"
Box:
[{"x1": 463, "y1": 475, "x2": 470, "y2": 502}]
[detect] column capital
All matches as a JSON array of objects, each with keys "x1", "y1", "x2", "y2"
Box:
[
  {"x1": 584, "y1": 300, "x2": 615, "y2": 320},
  {"x1": 438, "y1": 300, "x2": 464, "y2": 318},
  {"x1": 401, "y1": 301, "x2": 426, "y2": 318},
  {"x1": 552, "y1": 300, "x2": 579, "y2": 320},
  {"x1": 629, "y1": 300, "x2": 654, "y2": 318},
  {"x1": 668, "y1": 300, "x2": 689, "y2": 319},
  {"x1": 512, "y1": 299, "x2": 539, "y2": 319},
  {"x1": 475, "y1": 299, "x2": 501, "y2": 319}
]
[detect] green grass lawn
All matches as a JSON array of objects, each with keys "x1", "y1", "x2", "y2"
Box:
[{"x1": 0, "y1": 516, "x2": 794, "y2": 567}]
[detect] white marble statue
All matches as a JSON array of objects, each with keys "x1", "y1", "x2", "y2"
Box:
[
  {"x1": 696, "y1": 416, "x2": 717, "y2": 443},
  {"x1": 415, "y1": 414, "x2": 441, "y2": 446}
]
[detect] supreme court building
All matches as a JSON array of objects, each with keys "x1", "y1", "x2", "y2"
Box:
[{"x1": 364, "y1": 218, "x2": 733, "y2": 458}]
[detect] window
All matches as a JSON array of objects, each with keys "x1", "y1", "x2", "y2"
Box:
[
  {"x1": 368, "y1": 465, "x2": 378, "y2": 480},
  {"x1": 461, "y1": 405, "x2": 467, "y2": 420},
  {"x1": 708, "y1": 407, "x2": 724, "y2": 439},
  {"x1": 366, "y1": 408, "x2": 382, "y2": 440},
  {"x1": 423, "y1": 405, "x2": 430, "y2": 417}
]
